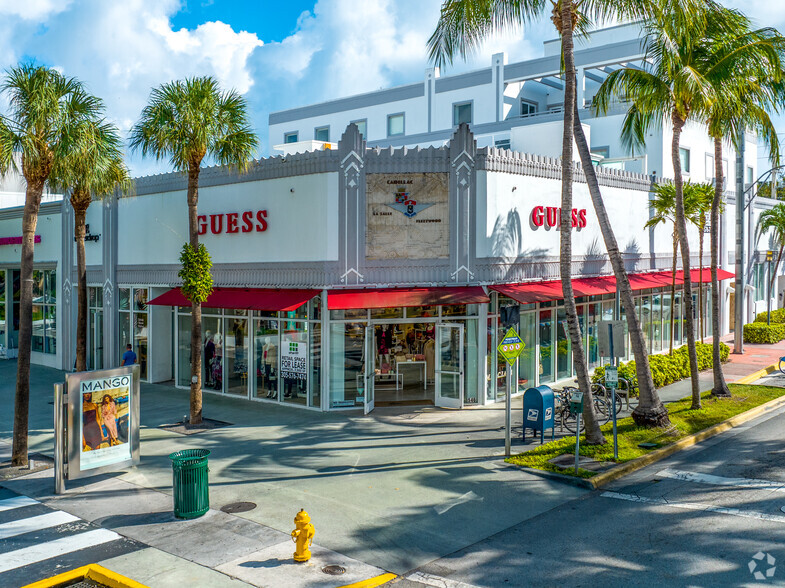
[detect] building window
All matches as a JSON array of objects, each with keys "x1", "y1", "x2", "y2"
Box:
[
  {"x1": 284, "y1": 132, "x2": 298, "y2": 144},
  {"x1": 314, "y1": 127, "x2": 329, "y2": 142},
  {"x1": 679, "y1": 147, "x2": 690, "y2": 173},
  {"x1": 705, "y1": 154, "x2": 714, "y2": 181},
  {"x1": 592, "y1": 146, "x2": 610, "y2": 159},
  {"x1": 387, "y1": 113, "x2": 404, "y2": 137},
  {"x1": 351, "y1": 119, "x2": 367, "y2": 138},
  {"x1": 494, "y1": 139, "x2": 511, "y2": 151},
  {"x1": 747, "y1": 166, "x2": 754, "y2": 184},
  {"x1": 520, "y1": 99, "x2": 538, "y2": 117},
  {"x1": 31, "y1": 269, "x2": 56, "y2": 354},
  {"x1": 119, "y1": 287, "x2": 148, "y2": 379},
  {"x1": 752, "y1": 262, "x2": 768, "y2": 302},
  {"x1": 453, "y1": 102, "x2": 472, "y2": 125}
]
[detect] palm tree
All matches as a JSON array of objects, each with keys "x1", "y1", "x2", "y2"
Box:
[
  {"x1": 700, "y1": 10, "x2": 785, "y2": 397},
  {"x1": 130, "y1": 77, "x2": 257, "y2": 425},
  {"x1": 594, "y1": 0, "x2": 727, "y2": 410},
  {"x1": 51, "y1": 118, "x2": 130, "y2": 372},
  {"x1": 686, "y1": 183, "x2": 714, "y2": 340},
  {"x1": 0, "y1": 64, "x2": 99, "y2": 466},
  {"x1": 758, "y1": 204, "x2": 785, "y2": 312},
  {"x1": 430, "y1": 0, "x2": 674, "y2": 429}
]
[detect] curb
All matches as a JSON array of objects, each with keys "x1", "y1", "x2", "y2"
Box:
[
  {"x1": 22, "y1": 564, "x2": 149, "y2": 588},
  {"x1": 733, "y1": 363, "x2": 778, "y2": 385},
  {"x1": 516, "y1": 365, "x2": 785, "y2": 490},
  {"x1": 337, "y1": 573, "x2": 398, "y2": 588}
]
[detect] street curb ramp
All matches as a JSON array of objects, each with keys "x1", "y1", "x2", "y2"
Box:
[{"x1": 514, "y1": 363, "x2": 783, "y2": 490}]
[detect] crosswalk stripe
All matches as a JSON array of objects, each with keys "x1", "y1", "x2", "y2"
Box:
[
  {"x1": 656, "y1": 468, "x2": 785, "y2": 493},
  {"x1": 0, "y1": 528, "x2": 122, "y2": 573},
  {"x1": 0, "y1": 496, "x2": 39, "y2": 512},
  {"x1": 0, "y1": 511, "x2": 80, "y2": 540},
  {"x1": 601, "y1": 491, "x2": 785, "y2": 524}
]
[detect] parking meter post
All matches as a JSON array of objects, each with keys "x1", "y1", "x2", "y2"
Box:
[
  {"x1": 575, "y1": 412, "x2": 581, "y2": 474},
  {"x1": 612, "y1": 387, "x2": 618, "y2": 461},
  {"x1": 54, "y1": 382, "x2": 65, "y2": 495},
  {"x1": 505, "y1": 363, "x2": 511, "y2": 457}
]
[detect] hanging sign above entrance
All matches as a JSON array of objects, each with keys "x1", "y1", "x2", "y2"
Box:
[{"x1": 497, "y1": 327, "x2": 525, "y2": 364}]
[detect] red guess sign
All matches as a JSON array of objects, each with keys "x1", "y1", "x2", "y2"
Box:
[
  {"x1": 531, "y1": 206, "x2": 587, "y2": 229},
  {"x1": 198, "y1": 210, "x2": 268, "y2": 235}
]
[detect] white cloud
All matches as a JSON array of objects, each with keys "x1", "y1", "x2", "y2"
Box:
[{"x1": 0, "y1": 0, "x2": 72, "y2": 21}]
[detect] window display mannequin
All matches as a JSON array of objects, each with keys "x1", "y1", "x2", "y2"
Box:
[
  {"x1": 263, "y1": 337, "x2": 277, "y2": 398},
  {"x1": 211, "y1": 330, "x2": 223, "y2": 390},
  {"x1": 204, "y1": 331, "x2": 215, "y2": 387}
]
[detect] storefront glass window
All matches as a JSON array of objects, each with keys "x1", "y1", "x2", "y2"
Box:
[
  {"x1": 705, "y1": 287, "x2": 713, "y2": 338},
  {"x1": 371, "y1": 307, "x2": 403, "y2": 319},
  {"x1": 518, "y1": 311, "x2": 536, "y2": 389},
  {"x1": 202, "y1": 315, "x2": 222, "y2": 391},
  {"x1": 539, "y1": 309, "x2": 554, "y2": 383},
  {"x1": 442, "y1": 304, "x2": 467, "y2": 317},
  {"x1": 225, "y1": 316, "x2": 248, "y2": 396},
  {"x1": 119, "y1": 288, "x2": 130, "y2": 311},
  {"x1": 331, "y1": 309, "x2": 367, "y2": 320},
  {"x1": 486, "y1": 316, "x2": 497, "y2": 401},
  {"x1": 0, "y1": 270, "x2": 5, "y2": 348},
  {"x1": 281, "y1": 321, "x2": 307, "y2": 405},
  {"x1": 177, "y1": 315, "x2": 192, "y2": 387},
  {"x1": 406, "y1": 306, "x2": 438, "y2": 318},
  {"x1": 329, "y1": 322, "x2": 365, "y2": 408},
  {"x1": 556, "y1": 307, "x2": 571, "y2": 380},
  {"x1": 119, "y1": 312, "x2": 131, "y2": 367},
  {"x1": 134, "y1": 310, "x2": 148, "y2": 379},
  {"x1": 638, "y1": 295, "x2": 652, "y2": 352},
  {"x1": 31, "y1": 270, "x2": 56, "y2": 354},
  {"x1": 651, "y1": 292, "x2": 663, "y2": 353},
  {"x1": 254, "y1": 320, "x2": 279, "y2": 399},
  {"x1": 673, "y1": 292, "x2": 683, "y2": 346},
  {"x1": 310, "y1": 323, "x2": 321, "y2": 408},
  {"x1": 587, "y1": 303, "x2": 600, "y2": 369},
  {"x1": 464, "y1": 319, "x2": 479, "y2": 403}
]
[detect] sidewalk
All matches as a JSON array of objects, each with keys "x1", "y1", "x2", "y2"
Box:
[{"x1": 0, "y1": 341, "x2": 781, "y2": 586}]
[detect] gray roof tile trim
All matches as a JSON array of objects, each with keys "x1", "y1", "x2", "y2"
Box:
[
  {"x1": 478, "y1": 147, "x2": 655, "y2": 191},
  {"x1": 0, "y1": 200, "x2": 62, "y2": 220},
  {"x1": 268, "y1": 83, "x2": 425, "y2": 126},
  {"x1": 435, "y1": 69, "x2": 493, "y2": 93},
  {"x1": 129, "y1": 150, "x2": 340, "y2": 196},
  {"x1": 365, "y1": 144, "x2": 450, "y2": 174}
]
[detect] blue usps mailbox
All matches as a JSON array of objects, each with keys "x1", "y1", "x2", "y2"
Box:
[{"x1": 523, "y1": 385, "x2": 555, "y2": 443}]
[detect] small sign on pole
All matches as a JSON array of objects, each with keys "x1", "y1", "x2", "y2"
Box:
[
  {"x1": 605, "y1": 365, "x2": 619, "y2": 460},
  {"x1": 598, "y1": 321, "x2": 626, "y2": 358},
  {"x1": 497, "y1": 327, "x2": 525, "y2": 457}
]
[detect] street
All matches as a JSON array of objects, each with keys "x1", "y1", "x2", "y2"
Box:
[{"x1": 391, "y1": 372, "x2": 785, "y2": 587}]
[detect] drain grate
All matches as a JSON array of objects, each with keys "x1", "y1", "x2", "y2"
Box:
[
  {"x1": 221, "y1": 502, "x2": 257, "y2": 514},
  {"x1": 322, "y1": 565, "x2": 346, "y2": 576}
]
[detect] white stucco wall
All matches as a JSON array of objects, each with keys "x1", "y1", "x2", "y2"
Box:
[{"x1": 117, "y1": 173, "x2": 339, "y2": 266}]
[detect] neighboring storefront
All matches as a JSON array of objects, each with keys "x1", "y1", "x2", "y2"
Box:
[{"x1": 0, "y1": 124, "x2": 761, "y2": 412}]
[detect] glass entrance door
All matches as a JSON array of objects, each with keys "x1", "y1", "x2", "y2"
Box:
[
  {"x1": 435, "y1": 323, "x2": 463, "y2": 409},
  {"x1": 363, "y1": 326, "x2": 375, "y2": 414}
]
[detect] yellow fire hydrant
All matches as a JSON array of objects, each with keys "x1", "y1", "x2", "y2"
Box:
[{"x1": 291, "y1": 509, "x2": 315, "y2": 562}]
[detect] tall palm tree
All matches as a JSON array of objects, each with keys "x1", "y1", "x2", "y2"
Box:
[
  {"x1": 0, "y1": 64, "x2": 99, "y2": 466},
  {"x1": 130, "y1": 77, "x2": 257, "y2": 425},
  {"x1": 594, "y1": 0, "x2": 726, "y2": 410},
  {"x1": 686, "y1": 182, "x2": 714, "y2": 340},
  {"x1": 51, "y1": 118, "x2": 130, "y2": 372},
  {"x1": 430, "y1": 0, "x2": 673, "y2": 430},
  {"x1": 700, "y1": 10, "x2": 785, "y2": 397},
  {"x1": 758, "y1": 203, "x2": 785, "y2": 311}
]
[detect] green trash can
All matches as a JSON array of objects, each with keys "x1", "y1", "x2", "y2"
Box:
[{"x1": 169, "y1": 449, "x2": 211, "y2": 519}]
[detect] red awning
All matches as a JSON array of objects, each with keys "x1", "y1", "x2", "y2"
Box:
[
  {"x1": 627, "y1": 271, "x2": 674, "y2": 290},
  {"x1": 147, "y1": 288, "x2": 320, "y2": 312},
  {"x1": 675, "y1": 268, "x2": 735, "y2": 283},
  {"x1": 572, "y1": 276, "x2": 617, "y2": 296},
  {"x1": 327, "y1": 286, "x2": 489, "y2": 310},
  {"x1": 490, "y1": 281, "x2": 563, "y2": 304}
]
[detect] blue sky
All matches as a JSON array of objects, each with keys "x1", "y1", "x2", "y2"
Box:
[{"x1": 0, "y1": 0, "x2": 782, "y2": 176}]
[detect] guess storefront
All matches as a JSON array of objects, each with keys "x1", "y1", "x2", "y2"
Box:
[{"x1": 47, "y1": 123, "x2": 732, "y2": 413}]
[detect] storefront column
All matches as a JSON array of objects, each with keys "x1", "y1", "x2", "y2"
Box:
[
  {"x1": 478, "y1": 297, "x2": 488, "y2": 405},
  {"x1": 102, "y1": 193, "x2": 119, "y2": 368},
  {"x1": 320, "y1": 289, "x2": 329, "y2": 411},
  {"x1": 449, "y1": 123, "x2": 477, "y2": 284},
  {"x1": 60, "y1": 198, "x2": 76, "y2": 371}
]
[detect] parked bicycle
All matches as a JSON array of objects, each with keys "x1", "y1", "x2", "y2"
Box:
[
  {"x1": 778, "y1": 356, "x2": 785, "y2": 375},
  {"x1": 593, "y1": 377, "x2": 639, "y2": 415},
  {"x1": 554, "y1": 384, "x2": 611, "y2": 434}
]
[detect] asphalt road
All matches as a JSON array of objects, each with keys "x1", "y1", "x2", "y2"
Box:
[{"x1": 391, "y1": 373, "x2": 785, "y2": 588}]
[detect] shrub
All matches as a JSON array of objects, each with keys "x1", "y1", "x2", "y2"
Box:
[
  {"x1": 591, "y1": 341, "x2": 731, "y2": 389},
  {"x1": 743, "y1": 322, "x2": 785, "y2": 344},
  {"x1": 753, "y1": 308, "x2": 785, "y2": 324}
]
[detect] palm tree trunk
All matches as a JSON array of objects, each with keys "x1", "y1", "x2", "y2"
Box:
[
  {"x1": 72, "y1": 191, "x2": 89, "y2": 372},
  {"x1": 560, "y1": 6, "x2": 604, "y2": 445},
  {"x1": 12, "y1": 176, "x2": 45, "y2": 466},
  {"x1": 187, "y1": 165, "x2": 203, "y2": 425},
  {"x1": 698, "y1": 221, "x2": 704, "y2": 340},
  {"x1": 671, "y1": 112, "x2": 701, "y2": 409},
  {"x1": 572, "y1": 101, "x2": 669, "y2": 427},
  {"x1": 670, "y1": 232, "x2": 678, "y2": 354},
  {"x1": 771, "y1": 246, "x2": 783, "y2": 302},
  {"x1": 711, "y1": 136, "x2": 730, "y2": 397}
]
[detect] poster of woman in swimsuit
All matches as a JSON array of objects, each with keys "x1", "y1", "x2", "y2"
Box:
[{"x1": 79, "y1": 373, "x2": 132, "y2": 470}]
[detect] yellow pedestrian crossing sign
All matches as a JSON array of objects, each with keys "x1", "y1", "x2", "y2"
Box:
[{"x1": 497, "y1": 327, "x2": 525, "y2": 364}]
